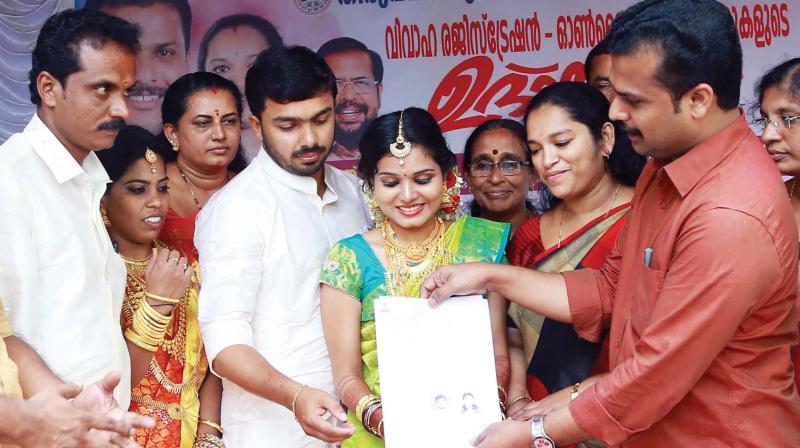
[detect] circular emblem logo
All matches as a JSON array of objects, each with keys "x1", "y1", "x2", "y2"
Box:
[{"x1": 293, "y1": 0, "x2": 332, "y2": 15}]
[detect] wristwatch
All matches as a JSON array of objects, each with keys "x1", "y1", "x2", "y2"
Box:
[{"x1": 531, "y1": 415, "x2": 556, "y2": 448}]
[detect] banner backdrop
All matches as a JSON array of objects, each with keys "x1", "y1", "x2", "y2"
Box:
[{"x1": 51, "y1": 0, "x2": 800, "y2": 170}]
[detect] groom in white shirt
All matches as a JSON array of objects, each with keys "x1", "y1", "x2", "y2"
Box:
[{"x1": 196, "y1": 45, "x2": 369, "y2": 446}]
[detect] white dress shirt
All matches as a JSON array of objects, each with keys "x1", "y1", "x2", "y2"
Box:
[
  {"x1": 0, "y1": 114, "x2": 129, "y2": 405},
  {"x1": 197, "y1": 149, "x2": 370, "y2": 447}
]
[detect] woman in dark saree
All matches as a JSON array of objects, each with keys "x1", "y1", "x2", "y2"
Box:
[{"x1": 504, "y1": 83, "x2": 646, "y2": 419}]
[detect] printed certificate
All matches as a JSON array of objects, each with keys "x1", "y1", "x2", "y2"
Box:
[{"x1": 374, "y1": 295, "x2": 502, "y2": 448}]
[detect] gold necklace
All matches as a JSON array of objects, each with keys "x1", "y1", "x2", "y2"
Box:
[
  {"x1": 178, "y1": 168, "x2": 202, "y2": 210},
  {"x1": 382, "y1": 218, "x2": 443, "y2": 264},
  {"x1": 381, "y1": 218, "x2": 452, "y2": 296},
  {"x1": 557, "y1": 184, "x2": 621, "y2": 249}
]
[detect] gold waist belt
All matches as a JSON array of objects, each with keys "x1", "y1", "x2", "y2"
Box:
[{"x1": 131, "y1": 394, "x2": 199, "y2": 422}]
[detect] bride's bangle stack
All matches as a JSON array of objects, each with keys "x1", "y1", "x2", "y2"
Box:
[{"x1": 356, "y1": 393, "x2": 383, "y2": 438}]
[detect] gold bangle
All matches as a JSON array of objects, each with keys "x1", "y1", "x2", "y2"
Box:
[
  {"x1": 145, "y1": 291, "x2": 181, "y2": 304},
  {"x1": 291, "y1": 384, "x2": 307, "y2": 420},
  {"x1": 199, "y1": 419, "x2": 224, "y2": 435},
  {"x1": 378, "y1": 419, "x2": 384, "y2": 438},
  {"x1": 193, "y1": 433, "x2": 225, "y2": 448},
  {"x1": 506, "y1": 395, "x2": 530, "y2": 409},
  {"x1": 355, "y1": 393, "x2": 380, "y2": 421},
  {"x1": 497, "y1": 385, "x2": 507, "y2": 402}
]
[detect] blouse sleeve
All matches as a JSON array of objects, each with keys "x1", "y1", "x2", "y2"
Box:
[{"x1": 320, "y1": 242, "x2": 364, "y2": 301}]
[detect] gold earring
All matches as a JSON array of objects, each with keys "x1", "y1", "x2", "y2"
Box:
[
  {"x1": 361, "y1": 184, "x2": 385, "y2": 226},
  {"x1": 100, "y1": 206, "x2": 111, "y2": 227}
]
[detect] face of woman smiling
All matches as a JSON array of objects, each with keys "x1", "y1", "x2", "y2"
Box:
[
  {"x1": 526, "y1": 104, "x2": 611, "y2": 201},
  {"x1": 373, "y1": 147, "x2": 444, "y2": 236},
  {"x1": 466, "y1": 128, "x2": 533, "y2": 218},
  {"x1": 103, "y1": 157, "x2": 170, "y2": 256}
]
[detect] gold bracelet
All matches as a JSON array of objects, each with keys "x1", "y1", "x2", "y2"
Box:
[
  {"x1": 506, "y1": 395, "x2": 530, "y2": 409},
  {"x1": 193, "y1": 433, "x2": 225, "y2": 448},
  {"x1": 145, "y1": 291, "x2": 181, "y2": 304},
  {"x1": 497, "y1": 385, "x2": 507, "y2": 402},
  {"x1": 378, "y1": 419, "x2": 384, "y2": 438},
  {"x1": 199, "y1": 419, "x2": 224, "y2": 435},
  {"x1": 355, "y1": 393, "x2": 380, "y2": 421},
  {"x1": 291, "y1": 384, "x2": 307, "y2": 420}
]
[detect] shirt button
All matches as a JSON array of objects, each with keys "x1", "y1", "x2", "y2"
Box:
[
  {"x1": 660, "y1": 201, "x2": 667, "y2": 209},
  {"x1": 613, "y1": 341, "x2": 620, "y2": 348}
]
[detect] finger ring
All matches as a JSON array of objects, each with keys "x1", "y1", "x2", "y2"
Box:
[
  {"x1": 181, "y1": 262, "x2": 188, "y2": 270},
  {"x1": 168, "y1": 257, "x2": 179, "y2": 263}
]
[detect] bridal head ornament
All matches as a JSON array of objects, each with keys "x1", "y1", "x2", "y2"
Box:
[{"x1": 389, "y1": 109, "x2": 412, "y2": 164}]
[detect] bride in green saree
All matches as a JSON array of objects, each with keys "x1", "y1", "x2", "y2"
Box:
[{"x1": 320, "y1": 108, "x2": 511, "y2": 447}]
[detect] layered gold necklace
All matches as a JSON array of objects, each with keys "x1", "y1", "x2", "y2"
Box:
[
  {"x1": 121, "y1": 246, "x2": 203, "y2": 394},
  {"x1": 381, "y1": 218, "x2": 453, "y2": 296}
]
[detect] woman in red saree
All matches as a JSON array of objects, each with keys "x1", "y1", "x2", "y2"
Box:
[
  {"x1": 754, "y1": 58, "x2": 800, "y2": 390},
  {"x1": 159, "y1": 72, "x2": 245, "y2": 263},
  {"x1": 504, "y1": 83, "x2": 646, "y2": 423},
  {"x1": 99, "y1": 126, "x2": 224, "y2": 448}
]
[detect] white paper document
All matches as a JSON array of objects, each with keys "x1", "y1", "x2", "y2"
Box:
[{"x1": 374, "y1": 295, "x2": 502, "y2": 448}]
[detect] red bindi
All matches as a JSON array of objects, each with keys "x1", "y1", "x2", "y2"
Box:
[
  {"x1": 492, "y1": 149, "x2": 499, "y2": 155},
  {"x1": 214, "y1": 109, "x2": 220, "y2": 116}
]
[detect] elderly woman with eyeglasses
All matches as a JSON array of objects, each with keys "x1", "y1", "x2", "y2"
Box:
[
  {"x1": 462, "y1": 119, "x2": 537, "y2": 235},
  {"x1": 754, "y1": 57, "x2": 800, "y2": 390}
]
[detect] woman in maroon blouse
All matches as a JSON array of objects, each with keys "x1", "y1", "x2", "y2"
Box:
[{"x1": 504, "y1": 82, "x2": 645, "y2": 418}]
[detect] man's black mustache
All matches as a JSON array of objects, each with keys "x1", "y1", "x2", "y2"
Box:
[
  {"x1": 98, "y1": 119, "x2": 126, "y2": 131},
  {"x1": 292, "y1": 145, "x2": 326, "y2": 158},
  {"x1": 621, "y1": 124, "x2": 642, "y2": 137}
]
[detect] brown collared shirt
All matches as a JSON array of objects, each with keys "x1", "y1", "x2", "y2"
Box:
[{"x1": 564, "y1": 115, "x2": 800, "y2": 446}]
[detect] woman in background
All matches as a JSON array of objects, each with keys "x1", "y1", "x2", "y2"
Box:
[
  {"x1": 754, "y1": 57, "x2": 800, "y2": 390},
  {"x1": 197, "y1": 13, "x2": 284, "y2": 161},
  {"x1": 462, "y1": 119, "x2": 537, "y2": 235},
  {"x1": 159, "y1": 72, "x2": 244, "y2": 263}
]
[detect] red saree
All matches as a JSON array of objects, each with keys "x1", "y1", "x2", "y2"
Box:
[
  {"x1": 159, "y1": 209, "x2": 199, "y2": 264},
  {"x1": 507, "y1": 203, "x2": 631, "y2": 400}
]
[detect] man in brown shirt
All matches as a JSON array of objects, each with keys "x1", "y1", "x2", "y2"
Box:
[{"x1": 421, "y1": 0, "x2": 800, "y2": 446}]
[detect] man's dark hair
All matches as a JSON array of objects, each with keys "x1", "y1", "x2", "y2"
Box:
[
  {"x1": 197, "y1": 13, "x2": 284, "y2": 71},
  {"x1": 317, "y1": 37, "x2": 384, "y2": 83},
  {"x1": 584, "y1": 38, "x2": 609, "y2": 82},
  {"x1": 29, "y1": 8, "x2": 140, "y2": 106},
  {"x1": 245, "y1": 45, "x2": 337, "y2": 119},
  {"x1": 84, "y1": 0, "x2": 192, "y2": 53},
  {"x1": 605, "y1": 0, "x2": 742, "y2": 111}
]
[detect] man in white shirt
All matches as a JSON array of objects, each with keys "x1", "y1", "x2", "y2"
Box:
[
  {"x1": 0, "y1": 9, "x2": 139, "y2": 410},
  {"x1": 197, "y1": 46, "x2": 369, "y2": 446}
]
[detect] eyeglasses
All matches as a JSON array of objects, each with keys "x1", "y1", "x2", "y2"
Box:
[
  {"x1": 469, "y1": 160, "x2": 531, "y2": 177},
  {"x1": 752, "y1": 115, "x2": 800, "y2": 132},
  {"x1": 335, "y1": 79, "x2": 380, "y2": 94}
]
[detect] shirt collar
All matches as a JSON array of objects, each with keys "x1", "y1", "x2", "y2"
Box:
[
  {"x1": 255, "y1": 147, "x2": 339, "y2": 200},
  {"x1": 661, "y1": 113, "x2": 752, "y2": 198},
  {"x1": 25, "y1": 114, "x2": 111, "y2": 185}
]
